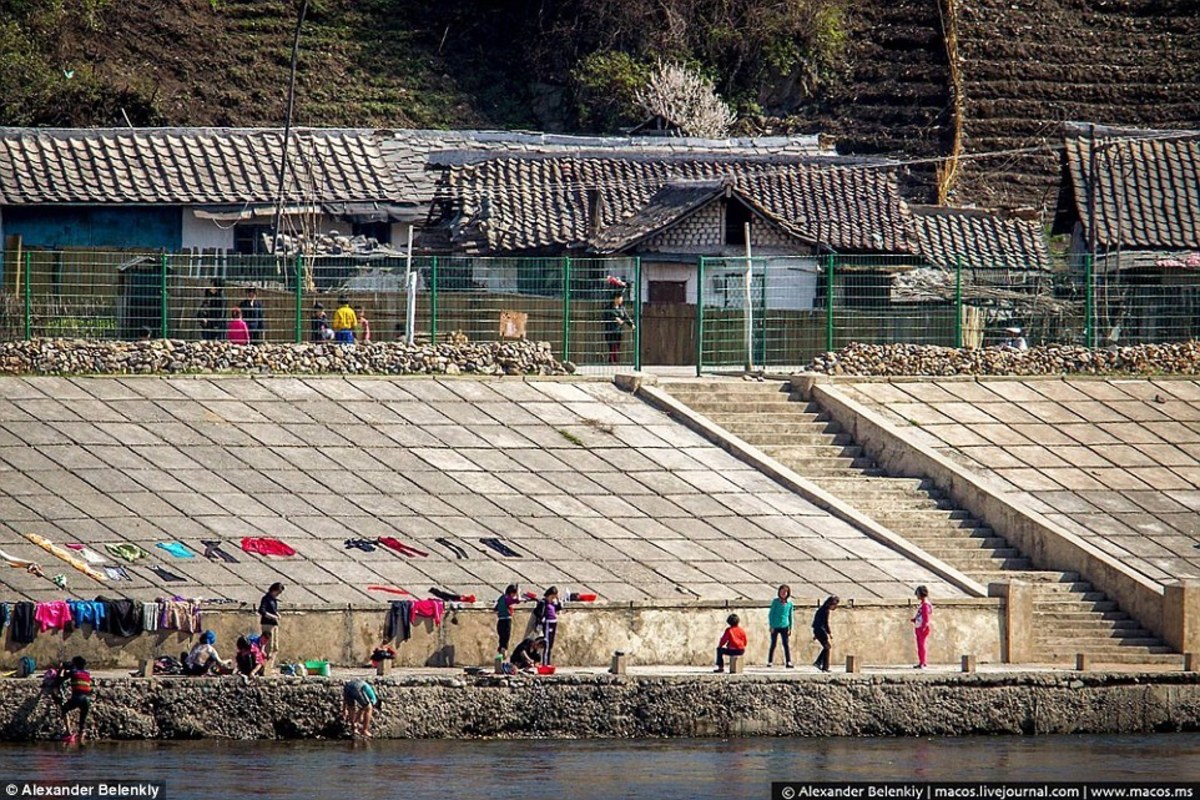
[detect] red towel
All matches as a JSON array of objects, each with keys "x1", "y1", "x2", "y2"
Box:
[
  {"x1": 240, "y1": 537, "x2": 296, "y2": 557},
  {"x1": 377, "y1": 537, "x2": 429, "y2": 558},
  {"x1": 366, "y1": 585, "x2": 411, "y2": 596}
]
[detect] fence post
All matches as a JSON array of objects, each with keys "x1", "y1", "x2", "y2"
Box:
[
  {"x1": 561, "y1": 256, "x2": 572, "y2": 364},
  {"x1": 695, "y1": 258, "x2": 705, "y2": 377},
  {"x1": 954, "y1": 255, "x2": 963, "y2": 349},
  {"x1": 633, "y1": 257, "x2": 642, "y2": 371},
  {"x1": 160, "y1": 252, "x2": 170, "y2": 339},
  {"x1": 1084, "y1": 254, "x2": 1095, "y2": 348},
  {"x1": 22, "y1": 251, "x2": 32, "y2": 341},
  {"x1": 758, "y1": 259, "x2": 768, "y2": 367},
  {"x1": 294, "y1": 254, "x2": 304, "y2": 343},
  {"x1": 824, "y1": 254, "x2": 835, "y2": 353},
  {"x1": 430, "y1": 256, "x2": 439, "y2": 345}
]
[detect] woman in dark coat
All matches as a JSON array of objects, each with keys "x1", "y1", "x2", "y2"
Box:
[{"x1": 196, "y1": 279, "x2": 225, "y2": 341}]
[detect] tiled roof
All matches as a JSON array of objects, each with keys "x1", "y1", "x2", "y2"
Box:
[
  {"x1": 1060, "y1": 121, "x2": 1200, "y2": 250},
  {"x1": 908, "y1": 205, "x2": 1052, "y2": 271},
  {"x1": 378, "y1": 130, "x2": 828, "y2": 206},
  {"x1": 0, "y1": 128, "x2": 397, "y2": 205},
  {"x1": 435, "y1": 155, "x2": 913, "y2": 254}
]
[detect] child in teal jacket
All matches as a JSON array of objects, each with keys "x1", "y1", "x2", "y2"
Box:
[{"x1": 768, "y1": 584, "x2": 794, "y2": 667}]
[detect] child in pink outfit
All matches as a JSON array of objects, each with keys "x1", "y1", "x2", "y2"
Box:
[
  {"x1": 911, "y1": 585, "x2": 932, "y2": 668},
  {"x1": 227, "y1": 307, "x2": 250, "y2": 345}
]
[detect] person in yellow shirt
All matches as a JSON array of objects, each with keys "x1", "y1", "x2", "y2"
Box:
[{"x1": 331, "y1": 296, "x2": 357, "y2": 344}]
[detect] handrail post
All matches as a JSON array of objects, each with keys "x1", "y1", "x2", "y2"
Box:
[{"x1": 633, "y1": 257, "x2": 642, "y2": 371}]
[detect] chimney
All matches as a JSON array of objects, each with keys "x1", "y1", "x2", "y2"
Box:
[{"x1": 587, "y1": 189, "x2": 604, "y2": 238}]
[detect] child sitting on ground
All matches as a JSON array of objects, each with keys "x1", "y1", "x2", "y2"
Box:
[
  {"x1": 184, "y1": 630, "x2": 233, "y2": 676},
  {"x1": 235, "y1": 635, "x2": 264, "y2": 678},
  {"x1": 508, "y1": 636, "x2": 545, "y2": 673}
]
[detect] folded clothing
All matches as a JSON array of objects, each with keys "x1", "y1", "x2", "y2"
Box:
[
  {"x1": 106, "y1": 543, "x2": 150, "y2": 563},
  {"x1": 156, "y1": 542, "x2": 196, "y2": 559}
]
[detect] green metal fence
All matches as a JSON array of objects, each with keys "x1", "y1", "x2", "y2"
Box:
[
  {"x1": 0, "y1": 249, "x2": 641, "y2": 373},
  {"x1": 696, "y1": 254, "x2": 1090, "y2": 374}
]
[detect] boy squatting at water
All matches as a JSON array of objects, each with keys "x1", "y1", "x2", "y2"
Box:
[{"x1": 342, "y1": 679, "x2": 383, "y2": 737}]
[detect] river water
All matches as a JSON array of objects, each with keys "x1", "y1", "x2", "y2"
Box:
[{"x1": 0, "y1": 734, "x2": 1197, "y2": 799}]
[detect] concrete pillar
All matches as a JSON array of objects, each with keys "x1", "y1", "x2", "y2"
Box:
[
  {"x1": 609, "y1": 652, "x2": 628, "y2": 675},
  {"x1": 375, "y1": 660, "x2": 391, "y2": 677},
  {"x1": 1162, "y1": 581, "x2": 1200, "y2": 656},
  {"x1": 789, "y1": 373, "x2": 821, "y2": 401},
  {"x1": 1075, "y1": 653, "x2": 1090, "y2": 671},
  {"x1": 1184, "y1": 653, "x2": 1196, "y2": 673},
  {"x1": 845, "y1": 655, "x2": 861, "y2": 673},
  {"x1": 728, "y1": 655, "x2": 744, "y2": 674},
  {"x1": 135, "y1": 659, "x2": 152, "y2": 678},
  {"x1": 990, "y1": 581, "x2": 1035, "y2": 664},
  {"x1": 961, "y1": 654, "x2": 976, "y2": 673}
]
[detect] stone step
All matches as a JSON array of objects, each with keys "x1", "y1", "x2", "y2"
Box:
[
  {"x1": 1037, "y1": 637, "x2": 1169, "y2": 650},
  {"x1": 1034, "y1": 600, "x2": 1120, "y2": 613},
  {"x1": 1033, "y1": 652, "x2": 1183, "y2": 666},
  {"x1": 903, "y1": 536, "x2": 1011, "y2": 551},
  {"x1": 970, "y1": 571, "x2": 1085, "y2": 586},
  {"x1": 1036, "y1": 623, "x2": 1153, "y2": 638},
  {"x1": 815, "y1": 476, "x2": 938, "y2": 493},
  {"x1": 832, "y1": 494, "x2": 956, "y2": 511},
  {"x1": 706, "y1": 413, "x2": 842, "y2": 432},
  {"x1": 804, "y1": 467, "x2": 890, "y2": 478},
  {"x1": 674, "y1": 400, "x2": 810, "y2": 415},
  {"x1": 663, "y1": 381, "x2": 789, "y2": 394},
  {"x1": 728, "y1": 425, "x2": 860, "y2": 441},
  {"x1": 948, "y1": 555, "x2": 1036, "y2": 570},
  {"x1": 761, "y1": 456, "x2": 880, "y2": 473},
  {"x1": 743, "y1": 431, "x2": 856, "y2": 447}
]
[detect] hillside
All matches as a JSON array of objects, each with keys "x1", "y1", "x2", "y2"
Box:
[{"x1": 0, "y1": 0, "x2": 1196, "y2": 209}]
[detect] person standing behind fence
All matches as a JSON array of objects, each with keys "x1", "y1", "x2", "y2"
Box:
[
  {"x1": 602, "y1": 291, "x2": 635, "y2": 364},
  {"x1": 311, "y1": 302, "x2": 332, "y2": 342},
  {"x1": 332, "y1": 296, "x2": 357, "y2": 345},
  {"x1": 356, "y1": 305, "x2": 371, "y2": 343},
  {"x1": 767, "y1": 584, "x2": 794, "y2": 668},
  {"x1": 197, "y1": 278, "x2": 224, "y2": 341},
  {"x1": 239, "y1": 286, "x2": 265, "y2": 343},
  {"x1": 911, "y1": 585, "x2": 932, "y2": 669},
  {"x1": 227, "y1": 307, "x2": 250, "y2": 345}
]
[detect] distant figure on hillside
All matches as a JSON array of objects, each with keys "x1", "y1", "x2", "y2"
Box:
[
  {"x1": 227, "y1": 307, "x2": 250, "y2": 345},
  {"x1": 767, "y1": 584, "x2": 794, "y2": 668},
  {"x1": 714, "y1": 613, "x2": 747, "y2": 673},
  {"x1": 356, "y1": 305, "x2": 371, "y2": 343},
  {"x1": 911, "y1": 585, "x2": 933, "y2": 669},
  {"x1": 602, "y1": 291, "x2": 635, "y2": 364},
  {"x1": 1000, "y1": 326, "x2": 1028, "y2": 351},
  {"x1": 341, "y1": 678, "x2": 382, "y2": 738},
  {"x1": 812, "y1": 595, "x2": 839, "y2": 673},
  {"x1": 197, "y1": 277, "x2": 225, "y2": 341},
  {"x1": 332, "y1": 296, "x2": 357, "y2": 344},
  {"x1": 239, "y1": 286, "x2": 265, "y2": 343}
]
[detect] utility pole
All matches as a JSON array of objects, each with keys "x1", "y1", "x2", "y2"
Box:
[{"x1": 270, "y1": 0, "x2": 310, "y2": 256}]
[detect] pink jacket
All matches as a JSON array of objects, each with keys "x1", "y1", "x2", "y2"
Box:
[{"x1": 227, "y1": 318, "x2": 250, "y2": 345}]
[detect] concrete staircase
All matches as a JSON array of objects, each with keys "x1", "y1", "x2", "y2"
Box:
[{"x1": 663, "y1": 378, "x2": 1179, "y2": 667}]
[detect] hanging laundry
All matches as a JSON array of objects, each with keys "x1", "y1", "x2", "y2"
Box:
[
  {"x1": 159, "y1": 600, "x2": 200, "y2": 634},
  {"x1": 428, "y1": 587, "x2": 466, "y2": 602},
  {"x1": 366, "y1": 585, "x2": 411, "y2": 596},
  {"x1": 344, "y1": 538, "x2": 377, "y2": 553},
  {"x1": 433, "y1": 538, "x2": 468, "y2": 559},
  {"x1": 479, "y1": 538, "x2": 522, "y2": 558},
  {"x1": 377, "y1": 537, "x2": 429, "y2": 558},
  {"x1": 101, "y1": 599, "x2": 143, "y2": 637},
  {"x1": 149, "y1": 566, "x2": 186, "y2": 583},
  {"x1": 141, "y1": 602, "x2": 160, "y2": 632},
  {"x1": 240, "y1": 537, "x2": 296, "y2": 557},
  {"x1": 103, "y1": 566, "x2": 132, "y2": 582},
  {"x1": 106, "y1": 543, "x2": 150, "y2": 563},
  {"x1": 384, "y1": 600, "x2": 412, "y2": 642},
  {"x1": 200, "y1": 540, "x2": 238, "y2": 564},
  {"x1": 10, "y1": 601, "x2": 36, "y2": 644},
  {"x1": 409, "y1": 598, "x2": 445, "y2": 626},
  {"x1": 35, "y1": 600, "x2": 72, "y2": 632},
  {"x1": 155, "y1": 542, "x2": 196, "y2": 559},
  {"x1": 67, "y1": 600, "x2": 106, "y2": 629},
  {"x1": 0, "y1": 603, "x2": 9, "y2": 631},
  {"x1": 65, "y1": 543, "x2": 108, "y2": 564},
  {"x1": 24, "y1": 533, "x2": 107, "y2": 582}
]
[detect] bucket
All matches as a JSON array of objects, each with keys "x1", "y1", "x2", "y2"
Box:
[
  {"x1": 304, "y1": 660, "x2": 331, "y2": 677},
  {"x1": 536, "y1": 664, "x2": 556, "y2": 675}
]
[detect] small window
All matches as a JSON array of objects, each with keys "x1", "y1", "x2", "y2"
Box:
[
  {"x1": 725, "y1": 200, "x2": 753, "y2": 245},
  {"x1": 649, "y1": 280, "x2": 687, "y2": 304},
  {"x1": 234, "y1": 224, "x2": 271, "y2": 255},
  {"x1": 352, "y1": 221, "x2": 391, "y2": 244}
]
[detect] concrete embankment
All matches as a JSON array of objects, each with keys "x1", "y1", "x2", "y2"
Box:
[{"x1": 7, "y1": 671, "x2": 1200, "y2": 740}]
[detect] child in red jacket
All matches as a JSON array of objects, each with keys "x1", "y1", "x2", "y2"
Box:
[{"x1": 714, "y1": 613, "x2": 747, "y2": 673}]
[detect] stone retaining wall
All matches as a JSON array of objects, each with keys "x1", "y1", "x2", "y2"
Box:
[
  {"x1": 5, "y1": 600, "x2": 1003, "y2": 670},
  {"x1": 5, "y1": 671, "x2": 1199, "y2": 740}
]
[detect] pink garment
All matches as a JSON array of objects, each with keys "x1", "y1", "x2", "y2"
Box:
[
  {"x1": 227, "y1": 318, "x2": 250, "y2": 345},
  {"x1": 241, "y1": 537, "x2": 296, "y2": 557},
  {"x1": 410, "y1": 599, "x2": 444, "y2": 626},
  {"x1": 915, "y1": 626, "x2": 931, "y2": 667},
  {"x1": 913, "y1": 600, "x2": 932, "y2": 667},
  {"x1": 35, "y1": 600, "x2": 73, "y2": 632}
]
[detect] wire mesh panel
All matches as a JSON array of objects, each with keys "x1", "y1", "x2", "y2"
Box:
[
  {"x1": 564, "y1": 257, "x2": 640, "y2": 371},
  {"x1": 832, "y1": 255, "x2": 958, "y2": 351}
]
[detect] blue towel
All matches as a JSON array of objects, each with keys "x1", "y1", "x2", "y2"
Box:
[{"x1": 156, "y1": 542, "x2": 196, "y2": 559}]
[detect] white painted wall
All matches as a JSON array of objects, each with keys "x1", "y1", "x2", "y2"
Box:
[
  {"x1": 181, "y1": 210, "x2": 235, "y2": 251},
  {"x1": 641, "y1": 261, "x2": 698, "y2": 304}
]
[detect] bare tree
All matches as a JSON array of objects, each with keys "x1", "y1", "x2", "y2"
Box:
[{"x1": 635, "y1": 60, "x2": 736, "y2": 138}]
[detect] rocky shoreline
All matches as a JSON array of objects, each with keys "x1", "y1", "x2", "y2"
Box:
[
  {"x1": 0, "y1": 339, "x2": 569, "y2": 376},
  {"x1": 805, "y1": 341, "x2": 1200, "y2": 377},
  {"x1": 5, "y1": 671, "x2": 1199, "y2": 740}
]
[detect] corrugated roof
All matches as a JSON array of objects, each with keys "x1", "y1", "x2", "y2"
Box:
[
  {"x1": 435, "y1": 155, "x2": 913, "y2": 254},
  {"x1": 1061, "y1": 121, "x2": 1200, "y2": 250},
  {"x1": 908, "y1": 205, "x2": 1052, "y2": 271},
  {"x1": 0, "y1": 128, "x2": 397, "y2": 205}
]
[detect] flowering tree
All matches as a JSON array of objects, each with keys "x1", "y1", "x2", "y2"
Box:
[{"x1": 634, "y1": 61, "x2": 736, "y2": 138}]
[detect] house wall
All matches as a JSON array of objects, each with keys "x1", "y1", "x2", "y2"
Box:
[
  {"x1": 637, "y1": 200, "x2": 811, "y2": 257},
  {"x1": 1, "y1": 206, "x2": 182, "y2": 252},
  {"x1": 641, "y1": 261, "x2": 698, "y2": 304},
  {"x1": 181, "y1": 211, "x2": 236, "y2": 251}
]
